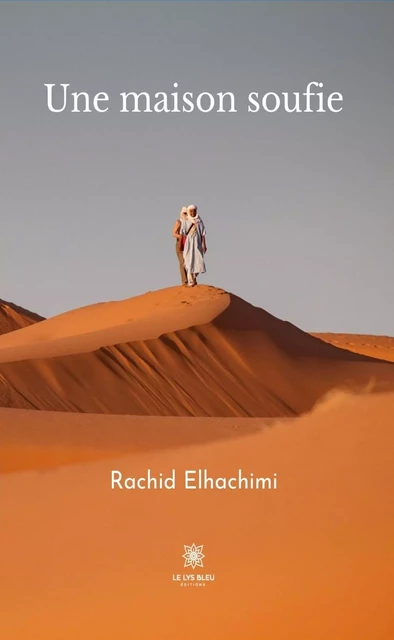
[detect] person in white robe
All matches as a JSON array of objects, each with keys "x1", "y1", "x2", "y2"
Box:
[{"x1": 182, "y1": 204, "x2": 207, "y2": 287}]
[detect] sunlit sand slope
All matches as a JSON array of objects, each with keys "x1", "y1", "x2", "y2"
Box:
[{"x1": 314, "y1": 332, "x2": 394, "y2": 362}]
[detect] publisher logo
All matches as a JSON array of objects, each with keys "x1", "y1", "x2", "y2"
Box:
[
  {"x1": 172, "y1": 543, "x2": 215, "y2": 588},
  {"x1": 182, "y1": 543, "x2": 205, "y2": 569}
]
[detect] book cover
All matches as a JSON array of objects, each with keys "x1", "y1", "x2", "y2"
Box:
[{"x1": 1, "y1": 2, "x2": 393, "y2": 639}]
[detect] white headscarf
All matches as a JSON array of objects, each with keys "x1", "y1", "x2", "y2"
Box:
[
  {"x1": 187, "y1": 204, "x2": 200, "y2": 224},
  {"x1": 180, "y1": 206, "x2": 188, "y2": 220}
]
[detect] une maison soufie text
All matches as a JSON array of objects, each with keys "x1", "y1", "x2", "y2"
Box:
[{"x1": 45, "y1": 82, "x2": 343, "y2": 114}]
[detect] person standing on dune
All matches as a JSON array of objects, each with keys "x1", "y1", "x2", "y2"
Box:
[
  {"x1": 182, "y1": 204, "x2": 207, "y2": 287},
  {"x1": 172, "y1": 206, "x2": 189, "y2": 285}
]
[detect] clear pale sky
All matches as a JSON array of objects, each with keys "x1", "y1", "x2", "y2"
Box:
[{"x1": 1, "y1": 1, "x2": 393, "y2": 333}]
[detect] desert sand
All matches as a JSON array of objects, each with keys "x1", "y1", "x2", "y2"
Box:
[
  {"x1": 1, "y1": 392, "x2": 394, "y2": 639},
  {"x1": 0, "y1": 285, "x2": 393, "y2": 416},
  {"x1": 0, "y1": 298, "x2": 43, "y2": 335},
  {"x1": 1, "y1": 285, "x2": 393, "y2": 639},
  {"x1": 314, "y1": 332, "x2": 394, "y2": 363}
]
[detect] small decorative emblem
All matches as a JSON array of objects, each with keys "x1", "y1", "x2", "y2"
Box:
[{"x1": 182, "y1": 544, "x2": 205, "y2": 569}]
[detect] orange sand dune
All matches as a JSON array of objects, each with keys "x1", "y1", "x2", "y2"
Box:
[
  {"x1": 1, "y1": 391, "x2": 393, "y2": 639},
  {"x1": 314, "y1": 332, "x2": 394, "y2": 363},
  {"x1": 0, "y1": 285, "x2": 394, "y2": 416},
  {"x1": 0, "y1": 286, "x2": 229, "y2": 359},
  {"x1": 0, "y1": 298, "x2": 43, "y2": 336}
]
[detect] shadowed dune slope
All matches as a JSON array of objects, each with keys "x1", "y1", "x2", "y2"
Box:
[
  {"x1": 0, "y1": 299, "x2": 44, "y2": 336},
  {"x1": 0, "y1": 285, "x2": 394, "y2": 416}
]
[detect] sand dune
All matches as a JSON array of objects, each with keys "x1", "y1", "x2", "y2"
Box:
[
  {"x1": 0, "y1": 285, "x2": 394, "y2": 416},
  {"x1": 0, "y1": 286, "x2": 229, "y2": 359},
  {"x1": 314, "y1": 332, "x2": 394, "y2": 363},
  {"x1": 1, "y1": 391, "x2": 393, "y2": 639},
  {"x1": 0, "y1": 299, "x2": 43, "y2": 336}
]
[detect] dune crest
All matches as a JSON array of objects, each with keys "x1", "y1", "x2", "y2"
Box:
[{"x1": 0, "y1": 285, "x2": 229, "y2": 360}]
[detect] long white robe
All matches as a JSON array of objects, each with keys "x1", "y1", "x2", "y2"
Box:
[{"x1": 182, "y1": 218, "x2": 206, "y2": 276}]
